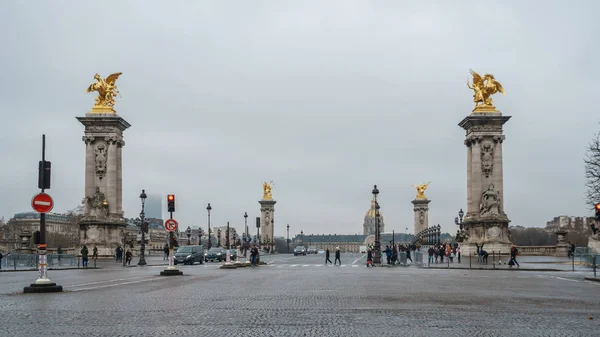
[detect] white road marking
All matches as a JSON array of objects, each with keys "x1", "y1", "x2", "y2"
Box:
[
  {"x1": 352, "y1": 265, "x2": 359, "y2": 268},
  {"x1": 302, "y1": 265, "x2": 310, "y2": 267},
  {"x1": 555, "y1": 277, "x2": 580, "y2": 283},
  {"x1": 64, "y1": 275, "x2": 152, "y2": 288},
  {"x1": 315, "y1": 264, "x2": 322, "y2": 267},
  {"x1": 70, "y1": 277, "x2": 165, "y2": 292},
  {"x1": 340, "y1": 265, "x2": 347, "y2": 267},
  {"x1": 352, "y1": 254, "x2": 367, "y2": 265},
  {"x1": 290, "y1": 264, "x2": 298, "y2": 267}
]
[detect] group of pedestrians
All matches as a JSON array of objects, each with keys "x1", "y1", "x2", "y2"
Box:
[
  {"x1": 428, "y1": 243, "x2": 461, "y2": 264},
  {"x1": 80, "y1": 245, "x2": 98, "y2": 267},
  {"x1": 324, "y1": 247, "x2": 341, "y2": 265}
]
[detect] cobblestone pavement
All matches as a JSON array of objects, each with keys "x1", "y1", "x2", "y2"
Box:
[{"x1": 1, "y1": 253, "x2": 599, "y2": 336}]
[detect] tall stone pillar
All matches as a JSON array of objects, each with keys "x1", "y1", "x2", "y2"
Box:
[
  {"x1": 412, "y1": 198, "x2": 430, "y2": 235},
  {"x1": 76, "y1": 114, "x2": 130, "y2": 257},
  {"x1": 259, "y1": 199, "x2": 276, "y2": 253},
  {"x1": 459, "y1": 111, "x2": 512, "y2": 255}
]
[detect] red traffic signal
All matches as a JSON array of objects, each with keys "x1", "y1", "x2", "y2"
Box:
[
  {"x1": 167, "y1": 194, "x2": 175, "y2": 212},
  {"x1": 595, "y1": 203, "x2": 600, "y2": 211}
]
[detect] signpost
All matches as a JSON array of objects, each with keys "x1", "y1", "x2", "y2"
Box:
[
  {"x1": 160, "y1": 200, "x2": 182, "y2": 276},
  {"x1": 31, "y1": 193, "x2": 54, "y2": 213},
  {"x1": 24, "y1": 135, "x2": 63, "y2": 293},
  {"x1": 165, "y1": 219, "x2": 178, "y2": 232}
]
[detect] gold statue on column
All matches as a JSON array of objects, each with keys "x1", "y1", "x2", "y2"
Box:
[
  {"x1": 467, "y1": 69, "x2": 505, "y2": 112},
  {"x1": 412, "y1": 182, "x2": 430, "y2": 199},
  {"x1": 86, "y1": 72, "x2": 123, "y2": 113},
  {"x1": 262, "y1": 181, "x2": 273, "y2": 200}
]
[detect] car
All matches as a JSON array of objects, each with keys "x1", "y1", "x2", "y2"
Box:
[
  {"x1": 228, "y1": 249, "x2": 239, "y2": 261},
  {"x1": 205, "y1": 247, "x2": 227, "y2": 262},
  {"x1": 294, "y1": 246, "x2": 307, "y2": 256},
  {"x1": 307, "y1": 247, "x2": 318, "y2": 254},
  {"x1": 174, "y1": 245, "x2": 204, "y2": 265}
]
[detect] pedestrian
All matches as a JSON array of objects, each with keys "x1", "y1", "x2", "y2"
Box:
[
  {"x1": 385, "y1": 245, "x2": 391, "y2": 265},
  {"x1": 366, "y1": 249, "x2": 373, "y2": 267},
  {"x1": 81, "y1": 245, "x2": 89, "y2": 268},
  {"x1": 57, "y1": 246, "x2": 63, "y2": 266},
  {"x1": 250, "y1": 245, "x2": 259, "y2": 268},
  {"x1": 481, "y1": 249, "x2": 489, "y2": 264},
  {"x1": 93, "y1": 245, "x2": 98, "y2": 260},
  {"x1": 0, "y1": 251, "x2": 3, "y2": 270},
  {"x1": 334, "y1": 247, "x2": 341, "y2": 265},
  {"x1": 325, "y1": 248, "x2": 332, "y2": 265},
  {"x1": 125, "y1": 250, "x2": 133, "y2": 266},
  {"x1": 406, "y1": 247, "x2": 413, "y2": 264},
  {"x1": 428, "y1": 246, "x2": 434, "y2": 265},
  {"x1": 509, "y1": 245, "x2": 519, "y2": 268},
  {"x1": 163, "y1": 244, "x2": 169, "y2": 261}
]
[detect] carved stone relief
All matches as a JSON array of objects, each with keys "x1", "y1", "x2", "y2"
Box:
[
  {"x1": 418, "y1": 210, "x2": 424, "y2": 225},
  {"x1": 471, "y1": 125, "x2": 502, "y2": 133},
  {"x1": 479, "y1": 184, "x2": 501, "y2": 218},
  {"x1": 480, "y1": 141, "x2": 494, "y2": 178},
  {"x1": 487, "y1": 226, "x2": 501, "y2": 240},
  {"x1": 83, "y1": 135, "x2": 95, "y2": 145},
  {"x1": 86, "y1": 125, "x2": 119, "y2": 134},
  {"x1": 94, "y1": 143, "x2": 107, "y2": 178}
]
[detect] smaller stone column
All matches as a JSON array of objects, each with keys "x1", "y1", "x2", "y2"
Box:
[
  {"x1": 412, "y1": 198, "x2": 431, "y2": 235},
  {"x1": 259, "y1": 199, "x2": 276, "y2": 253},
  {"x1": 555, "y1": 230, "x2": 569, "y2": 257}
]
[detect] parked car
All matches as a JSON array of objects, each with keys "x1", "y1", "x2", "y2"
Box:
[
  {"x1": 294, "y1": 246, "x2": 307, "y2": 256},
  {"x1": 307, "y1": 247, "x2": 318, "y2": 254},
  {"x1": 205, "y1": 247, "x2": 227, "y2": 262},
  {"x1": 174, "y1": 245, "x2": 204, "y2": 265}
]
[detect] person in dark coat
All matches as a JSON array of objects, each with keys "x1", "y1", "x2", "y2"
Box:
[
  {"x1": 81, "y1": 245, "x2": 89, "y2": 267},
  {"x1": 334, "y1": 247, "x2": 341, "y2": 265},
  {"x1": 325, "y1": 248, "x2": 332, "y2": 265},
  {"x1": 366, "y1": 249, "x2": 373, "y2": 267}
]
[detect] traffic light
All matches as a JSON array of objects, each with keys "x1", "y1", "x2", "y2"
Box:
[
  {"x1": 38, "y1": 161, "x2": 51, "y2": 189},
  {"x1": 595, "y1": 203, "x2": 600, "y2": 221},
  {"x1": 167, "y1": 194, "x2": 175, "y2": 212}
]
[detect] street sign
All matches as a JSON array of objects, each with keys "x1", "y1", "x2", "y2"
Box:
[
  {"x1": 164, "y1": 219, "x2": 178, "y2": 232},
  {"x1": 31, "y1": 192, "x2": 54, "y2": 213}
]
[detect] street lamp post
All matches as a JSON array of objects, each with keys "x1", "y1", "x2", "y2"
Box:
[
  {"x1": 437, "y1": 224, "x2": 441, "y2": 245},
  {"x1": 372, "y1": 185, "x2": 381, "y2": 265},
  {"x1": 206, "y1": 203, "x2": 212, "y2": 249},
  {"x1": 286, "y1": 224, "x2": 290, "y2": 253},
  {"x1": 244, "y1": 212, "x2": 248, "y2": 254},
  {"x1": 301, "y1": 230, "x2": 304, "y2": 246},
  {"x1": 256, "y1": 217, "x2": 261, "y2": 250},
  {"x1": 226, "y1": 222, "x2": 230, "y2": 249},
  {"x1": 270, "y1": 218, "x2": 274, "y2": 253},
  {"x1": 198, "y1": 229, "x2": 203, "y2": 246},
  {"x1": 137, "y1": 189, "x2": 148, "y2": 266},
  {"x1": 186, "y1": 226, "x2": 191, "y2": 245},
  {"x1": 455, "y1": 208, "x2": 464, "y2": 230}
]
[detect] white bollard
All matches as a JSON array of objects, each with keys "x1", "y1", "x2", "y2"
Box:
[{"x1": 225, "y1": 250, "x2": 231, "y2": 264}]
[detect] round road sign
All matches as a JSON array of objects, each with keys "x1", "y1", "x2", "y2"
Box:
[
  {"x1": 164, "y1": 219, "x2": 178, "y2": 232},
  {"x1": 31, "y1": 192, "x2": 54, "y2": 213}
]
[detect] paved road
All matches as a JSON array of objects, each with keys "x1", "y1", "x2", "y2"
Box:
[{"x1": 1, "y1": 253, "x2": 599, "y2": 336}]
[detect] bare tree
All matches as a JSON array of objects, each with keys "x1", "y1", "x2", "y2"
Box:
[{"x1": 585, "y1": 131, "x2": 600, "y2": 207}]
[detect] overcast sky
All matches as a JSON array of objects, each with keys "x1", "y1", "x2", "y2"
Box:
[{"x1": 1, "y1": 1, "x2": 598, "y2": 237}]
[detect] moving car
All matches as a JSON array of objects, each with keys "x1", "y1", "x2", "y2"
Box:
[
  {"x1": 228, "y1": 249, "x2": 238, "y2": 261},
  {"x1": 294, "y1": 246, "x2": 307, "y2": 256},
  {"x1": 174, "y1": 245, "x2": 204, "y2": 265},
  {"x1": 205, "y1": 247, "x2": 227, "y2": 262},
  {"x1": 307, "y1": 247, "x2": 318, "y2": 254}
]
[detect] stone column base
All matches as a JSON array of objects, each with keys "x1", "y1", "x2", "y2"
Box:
[
  {"x1": 555, "y1": 243, "x2": 569, "y2": 257},
  {"x1": 79, "y1": 220, "x2": 127, "y2": 257}
]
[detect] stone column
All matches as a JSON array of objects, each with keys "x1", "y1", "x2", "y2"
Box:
[
  {"x1": 105, "y1": 136, "x2": 118, "y2": 216},
  {"x1": 259, "y1": 199, "x2": 276, "y2": 253},
  {"x1": 411, "y1": 198, "x2": 430, "y2": 235},
  {"x1": 459, "y1": 112, "x2": 512, "y2": 256},
  {"x1": 83, "y1": 136, "x2": 96, "y2": 198}
]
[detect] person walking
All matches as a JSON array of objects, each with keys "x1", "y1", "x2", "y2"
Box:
[
  {"x1": 385, "y1": 245, "x2": 391, "y2": 265},
  {"x1": 366, "y1": 249, "x2": 373, "y2": 267},
  {"x1": 334, "y1": 247, "x2": 341, "y2": 266},
  {"x1": 57, "y1": 246, "x2": 63, "y2": 266},
  {"x1": 0, "y1": 251, "x2": 3, "y2": 270},
  {"x1": 250, "y1": 245, "x2": 259, "y2": 268},
  {"x1": 163, "y1": 244, "x2": 169, "y2": 261},
  {"x1": 325, "y1": 248, "x2": 332, "y2": 265},
  {"x1": 509, "y1": 245, "x2": 520, "y2": 268},
  {"x1": 125, "y1": 250, "x2": 133, "y2": 266},
  {"x1": 81, "y1": 245, "x2": 89, "y2": 268},
  {"x1": 428, "y1": 246, "x2": 434, "y2": 265},
  {"x1": 92, "y1": 245, "x2": 98, "y2": 260}
]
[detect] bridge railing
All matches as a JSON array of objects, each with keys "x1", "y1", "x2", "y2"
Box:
[{"x1": 1, "y1": 254, "x2": 78, "y2": 271}]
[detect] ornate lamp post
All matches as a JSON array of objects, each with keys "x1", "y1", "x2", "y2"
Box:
[
  {"x1": 270, "y1": 218, "x2": 274, "y2": 253},
  {"x1": 138, "y1": 189, "x2": 148, "y2": 266},
  {"x1": 186, "y1": 226, "x2": 191, "y2": 245},
  {"x1": 301, "y1": 230, "x2": 304, "y2": 246},
  {"x1": 437, "y1": 224, "x2": 441, "y2": 245},
  {"x1": 455, "y1": 209, "x2": 464, "y2": 230},
  {"x1": 198, "y1": 228, "x2": 204, "y2": 246},
  {"x1": 206, "y1": 203, "x2": 212, "y2": 249},
  {"x1": 286, "y1": 224, "x2": 290, "y2": 253},
  {"x1": 256, "y1": 217, "x2": 261, "y2": 250},
  {"x1": 244, "y1": 212, "x2": 248, "y2": 250},
  {"x1": 372, "y1": 185, "x2": 381, "y2": 265}
]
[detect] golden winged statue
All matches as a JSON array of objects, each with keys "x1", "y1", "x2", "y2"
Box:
[
  {"x1": 412, "y1": 182, "x2": 430, "y2": 199},
  {"x1": 86, "y1": 72, "x2": 123, "y2": 113},
  {"x1": 467, "y1": 70, "x2": 505, "y2": 112},
  {"x1": 263, "y1": 181, "x2": 274, "y2": 200}
]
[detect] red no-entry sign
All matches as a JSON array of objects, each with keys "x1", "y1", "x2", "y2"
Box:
[
  {"x1": 31, "y1": 192, "x2": 54, "y2": 213},
  {"x1": 165, "y1": 219, "x2": 178, "y2": 232}
]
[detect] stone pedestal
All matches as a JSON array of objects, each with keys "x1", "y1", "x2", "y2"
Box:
[
  {"x1": 259, "y1": 199, "x2": 276, "y2": 253},
  {"x1": 459, "y1": 111, "x2": 513, "y2": 256},
  {"x1": 588, "y1": 235, "x2": 600, "y2": 254},
  {"x1": 76, "y1": 113, "x2": 130, "y2": 256},
  {"x1": 554, "y1": 230, "x2": 569, "y2": 257},
  {"x1": 412, "y1": 198, "x2": 430, "y2": 235}
]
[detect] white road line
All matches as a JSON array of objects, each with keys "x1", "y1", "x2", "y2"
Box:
[
  {"x1": 315, "y1": 264, "x2": 322, "y2": 267},
  {"x1": 555, "y1": 277, "x2": 580, "y2": 283},
  {"x1": 64, "y1": 275, "x2": 152, "y2": 288},
  {"x1": 290, "y1": 264, "x2": 298, "y2": 267},
  {"x1": 352, "y1": 265, "x2": 359, "y2": 268},
  {"x1": 70, "y1": 277, "x2": 165, "y2": 292},
  {"x1": 340, "y1": 265, "x2": 347, "y2": 268},
  {"x1": 352, "y1": 254, "x2": 367, "y2": 265},
  {"x1": 302, "y1": 265, "x2": 310, "y2": 267}
]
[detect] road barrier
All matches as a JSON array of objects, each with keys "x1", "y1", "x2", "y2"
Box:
[{"x1": 1, "y1": 253, "x2": 78, "y2": 271}]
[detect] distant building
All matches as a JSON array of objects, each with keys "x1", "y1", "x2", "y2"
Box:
[
  {"x1": 363, "y1": 196, "x2": 385, "y2": 235},
  {"x1": 1, "y1": 211, "x2": 78, "y2": 250},
  {"x1": 545, "y1": 216, "x2": 591, "y2": 231},
  {"x1": 145, "y1": 195, "x2": 162, "y2": 220}
]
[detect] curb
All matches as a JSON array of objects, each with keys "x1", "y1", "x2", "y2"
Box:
[
  {"x1": 584, "y1": 277, "x2": 600, "y2": 282},
  {"x1": 0, "y1": 267, "x2": 100, "y2": 272}
]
